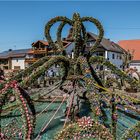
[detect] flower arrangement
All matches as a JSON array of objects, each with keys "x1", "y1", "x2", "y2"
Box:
[{"x1": 55, "y1": 116, "x2": 113, "y2": 140}]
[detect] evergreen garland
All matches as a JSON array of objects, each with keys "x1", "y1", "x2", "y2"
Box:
[
  {"x1": 1, "y1": 13, "x2": 140, "y2": 140},
  {"x1": 81, "y1": 16, "x2": 104, "y2": 56}
]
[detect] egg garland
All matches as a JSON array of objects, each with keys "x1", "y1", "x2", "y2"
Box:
[
  {"x1": 121, "y1": 121, "x2": 140, "y2": 139},
  {"x1": 89, "y1": 56, "x2": 140, "y2": 90},
  {"x1": 1, "y1": 13, "x2": 140, "y2": 140},
  {"x1": 0, "y1": 80, "x2": 35, "y2": 140}
]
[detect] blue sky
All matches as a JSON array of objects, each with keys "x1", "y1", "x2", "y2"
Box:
[{"x1": 0, "y1": 1, "x2": 140, "y2": 52}]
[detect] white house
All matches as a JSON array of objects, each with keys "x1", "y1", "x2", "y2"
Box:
[
  {"x1": 64, "y1": 32, "x2": 126, "y2": 70},
  {"x1": 129, "y1": 60, "x2": 140, "y2": 72},
  {"x1": 11, "y1": 57, "x2": 25, "y2": 70},
  {"x1": 0, "y1": 49, "x2": 31, "y2": 70}
]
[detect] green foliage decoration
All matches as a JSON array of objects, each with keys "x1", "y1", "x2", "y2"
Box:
[
  {"x1": 55, "y1": 117, "x2": 113, "y2": 140},
  {"x1": 121, "y1": 121, "x2": 140, "y2": 139},
  {"x1": 22, "y1": 56, "x2": 70, "y2": 87},
  {"x1": 45, "y1": 16, "x2": 72, "y2": 52},
  {"x1": 81, "y1": 16, "x2": 104, "y2": 56},
  {"x1": 0, "y1": 81, "x2": 35, "y2": 140},
  {"x1": 89, "y1": 56, "x2": 139, "y2": 89},
  {"x1": 11, "y1": 56, "x2": 50, "y2": 82},
  {"x1": 1, "y1": 12, "x2": 140, "y2": 140}
]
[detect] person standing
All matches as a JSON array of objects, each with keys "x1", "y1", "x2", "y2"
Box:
[{"x1": 48, "y1": 69, "x2": 54, "y2": 85}]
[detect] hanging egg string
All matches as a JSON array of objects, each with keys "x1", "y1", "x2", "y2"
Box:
[
  {"x1": 89, "y1": 56, "x2": 139, "y2": 89},
  {"x1": 0, "y1": 80, "x2": 34, "y2": 140},
  {"x1": 1, "y1": 119, "x2": 24, "y2": 139},
  {"x1": 77, "y1": 55, "x2": 140, "y2": 111},
  {"x1": 121, "y1": 121, "x2": 140, "y2": 140},
  {"x1": 81, "y1": 68, "x2": 139, "y2": 139},
  {"x1": 85, "y1": 80, "x2": 140, "y2": 114},
  {"x1": 1, "y1": 84, "x2": 29, "y2": 139},
  {"x1": 74, "y1": 55, "x2": 139, "y2": 139},
  {"x1": 1, "y1": 12, "x2": 139, "y2": 140}
]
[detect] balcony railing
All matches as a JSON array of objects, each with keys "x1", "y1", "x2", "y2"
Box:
[
  {"x1": 25, "y1": 58, "x2": 38, "y2": 62},
  {"x1": 33, "y1": 48, "x2": 47, "y2": 54},
  {"x1": 0, "y1": 63, "x2": 8, "y2": 65}
]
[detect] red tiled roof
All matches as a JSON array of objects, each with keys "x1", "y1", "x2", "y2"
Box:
[{"x1": 118, "y1": 40, "x2": 140, "y2": 60}]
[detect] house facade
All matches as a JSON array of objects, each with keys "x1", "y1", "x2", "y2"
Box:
[
  {"x1": 0, "y1": 40, "x2": 52, "y2": 70},
  {"x1": 11, "y1": 57, "x2": 25, "y2": 70},
  {"x1": 0, "y1": 40, "x2": 71, "y2": 70},
  {"x1": 64, "y1": 31, "x2": 125, "y2": 69},
  {"x1": 118, "y1": 40, "x2": 140, "y2": 72},
  {"x1": 0, "y1": 49, "x2": 31, "y2": 70},
  {"x1": 129, "y1": 60, "x2": 140, "y2": 72},
  {"x1": 87, "y1": 32, "x2": 125, "y2": 69},
  {"x1": 25, "y1": 40, "x2": 50, "y2": 68},
  {"x1": 0, "y1": 35, "x2": 126, "y2": 71}
]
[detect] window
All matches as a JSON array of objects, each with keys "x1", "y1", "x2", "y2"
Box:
[
  {"x1": 0, "y1": 60, "x2": 8, "y2": 65},
  {"x1": 98, "y1": 52, "x2": 104, "y2": 56},
  {"x1": 96, "y1": 52, "x2": 104, "y2": 56},
  {"x1": 130, "y1": 63, "x2": 140, "y2": 66},
  {"x1": 87, "y1": 41, "x2": 94, "y2": 47},
  {"x1": 112, "y1": 54, "x2": 115, "y2": 59},
  {"x1": 14, "y1": 66, "x2": 20, "y2": 70},
  {"x1": 120, "y1": 55, "x2": 122, "y2": 59},
  {"x1": 90, "y1": 42, "x2": 94, "y2": 46},
  {"x1": 4, "y1": 66, "x2": 8, "y2": 70}
]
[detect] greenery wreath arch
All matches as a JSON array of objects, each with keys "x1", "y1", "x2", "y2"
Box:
[
  {"x1": 0, "y1": 81, "x2": 35, "y2": 140},
  {"x1": 1, "y1": 12, "x2": 140, "y2": 140}
]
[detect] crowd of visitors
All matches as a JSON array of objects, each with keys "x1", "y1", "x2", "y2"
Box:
[{"x1": 36, "y1": 68, "x2": 60, "y2": 88}]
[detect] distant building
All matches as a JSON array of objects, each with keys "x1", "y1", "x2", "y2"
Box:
[
  {"x1": 25, "y1": 40, "x2": 70, "y2": 66},
  {"x1": 25, "y1": 40, "x2": 50, "y2": 68},
  {"x1": 0, "y1": 34, "x2": 127, "y2": 71},
  {"x1": 0, "y1": 40, "x2": 70, "y2": 70},
  {"x1": 0, "y1": 40, "x2": 51, "y2": 70},
  {"x1": 118, "y1": 40, "x2": 140, "y2": 72},
  {"x1": 0, "y1": 49, "x2": 31, "y2": 70},
  {"x1": 64, "y1": 30, "x2": 126, "y2": 69}
]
